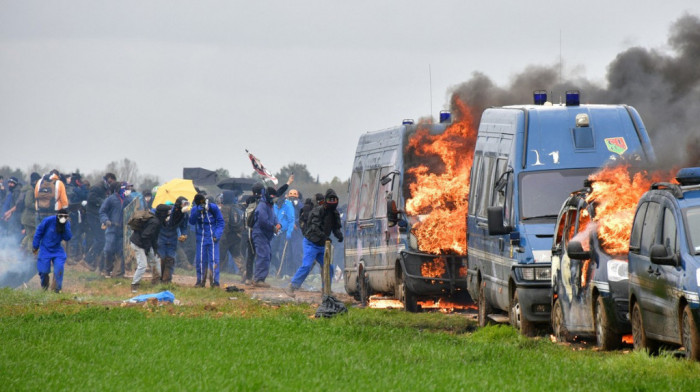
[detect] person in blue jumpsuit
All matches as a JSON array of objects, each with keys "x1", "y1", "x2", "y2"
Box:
[
  {"x1": 33, "y1": 209, "x2": 72, "y2": 293},
  {"x1": 272, "y1": 193, "x2": 295, "y2": 274},
  {"x1": 99, "y1": 182, "x2": 132, "y2": 278},
  {"x1": 155, "y1": 197, "x2": 190, "y2": 284},
  {"x1": 189, "y1": 194, "x2": 224, "y2": 287},
  {"x1": 252, "y1": 187, "x2": 281, "y2": 287}
]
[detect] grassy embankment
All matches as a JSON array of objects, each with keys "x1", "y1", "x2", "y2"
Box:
[{"x1": 1, "y1": 278, "x2": 699, "y2": 391}]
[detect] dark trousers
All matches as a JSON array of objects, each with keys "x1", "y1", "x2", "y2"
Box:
[{"x1": 85, "y1": 214, "x2": 105, "y2": 268}]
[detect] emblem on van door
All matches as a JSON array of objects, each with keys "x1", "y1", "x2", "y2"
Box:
[{"x1": 604, "y1": 137, "x2": 628, "y2": 156}]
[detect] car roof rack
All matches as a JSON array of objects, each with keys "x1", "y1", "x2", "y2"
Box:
[{"x1": 650, "y1": 182, "x2": 700, "y2": 199}]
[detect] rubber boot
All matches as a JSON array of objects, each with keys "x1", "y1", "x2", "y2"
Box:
[
  {"x1": 161, "y1": 257, "x2": 173, "y2": 283},
  {"x1": 151, "y1": 263, "x2": 161, "y2": 285}
]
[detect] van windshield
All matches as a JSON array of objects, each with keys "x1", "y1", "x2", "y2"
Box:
[
  {"x1": 520, "y1": 168, "x2": 595, "y2": 221},
  {"x1": 684, "y1": 206, "x2": 700, "y2": 254}
]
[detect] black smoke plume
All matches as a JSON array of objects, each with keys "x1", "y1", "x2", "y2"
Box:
[{"x1": 449, "y1": 13, "x2": 700, "y2": 169}]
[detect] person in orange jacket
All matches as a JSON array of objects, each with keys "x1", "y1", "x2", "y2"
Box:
[{"x1": 34, "y1": 169, "x2": 69, "y2": 224}]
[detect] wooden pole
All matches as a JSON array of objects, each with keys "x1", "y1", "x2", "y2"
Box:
[{"x1": 322, "y1": 240, "x2": 332, "y2": 296}]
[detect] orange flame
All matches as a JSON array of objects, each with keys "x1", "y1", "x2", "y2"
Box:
[
  {"x1": 622, "y1": 334, "x2": 633, "y2": 345},
  {"x1": 421, "y1": 257, "x2": 446, "y2": 278},
  {"x1": 586, "y1": 164, "x2": 677, "y2": 255},
  {"x1": 368, "y1": 294, "x2": 405, "y2": 309},
  {"x1": 405, "y1": 98, "x2": 477, "y2": 255},
  {"x1": 416, "y1": 298, "x2": 477, "y2": 313}
]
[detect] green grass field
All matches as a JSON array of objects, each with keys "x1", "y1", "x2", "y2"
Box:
[{"x1": 1, "y1": 282, "x2": 699, "y2": 391}]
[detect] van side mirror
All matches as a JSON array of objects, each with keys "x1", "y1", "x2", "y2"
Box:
[
  {"x1": 650, "y1": 244, "x2": 677, "y2": 266},
  {"x1": 567, "y1": 240, "x2": 591, "y2": 260},
  {"x1": 487, "y1": 206, "x2": 511, "y2": 235}
]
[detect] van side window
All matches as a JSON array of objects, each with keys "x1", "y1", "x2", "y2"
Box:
[
  {"x1": 629, "y1": 202, "x2": 648, "y2": 252},
  {"x1": 477, "y1": 156, "x2": 496, "y2": 218},
  {"x1": 662, "y1": 207, "x2": 678, "y2": 256},
  {"x1": 347, "y1": 170, "x2": 362, "y2": 221},
  {"x1": 358, "y1": 169, "x2": 380, "y2": 220},
  {"x1": 468, "y1": 154, "x2": 483, "y2": 216},
  {"x1": 375, "y1": 167, "x2": 396, "y2": 218},
  {"x1": 640, "y1": 202, "x2": 660, "y2": 255},
  {"x1": 491, "y1": 158, "x2": 508, "y2": 207}
]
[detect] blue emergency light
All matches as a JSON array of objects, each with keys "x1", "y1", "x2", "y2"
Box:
[
  {"x1": 439, "y1": 110, "x2": 451, "y2": 123},
  {"x1": 566, "y1": 90, "x2": 580, "y2": 106},
  {"x1": 402, "y1": 119, "x2": 414, "y2": 125},
  {"x1": 533, "y1": 90, "x2": 547, "y2": 105},
  {"x1": 676, "y1": 167, "x2": 700, "y2": 186}
]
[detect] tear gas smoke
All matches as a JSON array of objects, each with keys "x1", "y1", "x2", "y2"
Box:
[
  {"x1": 449, "y1": 13, "x2": 700, "y2": 169},
  {"x1": 0, "y1": 236, "x2": 37, "y2": 289}
]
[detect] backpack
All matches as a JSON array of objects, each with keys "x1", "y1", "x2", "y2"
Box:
[
  {"x1": 36, "y1": 178, "x2": 57, "y2": 211},
  {"x1": 244, "y1": 200, "x2": 259, "y2": 229},
  {"x1": 128, "y1": 209, "x2": 155, "y2": 231}
]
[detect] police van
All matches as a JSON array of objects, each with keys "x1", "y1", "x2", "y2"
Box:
[
  {"x1": 467, "y1": 91, "x2": 656, "y2": 335},
  {"x1": 344, "y1": 113, "x2": 469, "y2": 310}
]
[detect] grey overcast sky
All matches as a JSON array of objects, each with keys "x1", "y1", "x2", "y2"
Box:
[{"x1": 2, "y1": 1, "x2": 699, "y2": 185}]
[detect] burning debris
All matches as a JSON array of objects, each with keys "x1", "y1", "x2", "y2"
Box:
[
  {"x1": 586, "y1": 164, "x2": 677, "y2": 255},
  {"x1": 404, "y1": 98, "x2": 477, "y2": 255}
]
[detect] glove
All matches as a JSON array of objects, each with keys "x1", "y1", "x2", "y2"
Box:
[
  {"x1": 32, "y1": 248, "x2": 38, "y2": 256},
  {"x1": 182, "y1": 205, "x2": 191, "y2": 213},
  {"x1": 337, "y1": 234, "x2": 343, "y2": 243},
  {"x1": 178, "y1": 235, "x2": 187, "y2": 242},
  {"x1": 105, "y1": 220, "x2": 112, "y2": 228}
]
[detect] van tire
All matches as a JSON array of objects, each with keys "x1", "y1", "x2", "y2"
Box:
[
  {"x1": 631, "y1": 302, "x2": 659, "y2": 355},
  {"x1": 595, "y1": 296, "x2": 621, "y2": 350},
  {"x1": 477, "y1": 283, "x2": 493, "y2": 327},
  {"x1": 510, "y1": 290, "x2": 536, "y2": 337},
  {"x1": 552, "y1": 299, "x2": 570, "y2": 343},
  {"x1": 682, "y1": 305, "x2": 700, "y2": 360},
  {"x1": 398, "y1": 268, "x2": 418, "y2": 312}
]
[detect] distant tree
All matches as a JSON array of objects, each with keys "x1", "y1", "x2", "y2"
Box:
[
  {"x1": 276, "y1": 163, "x2": 314, "y2": 185},
  {"x1": 26, "y1": 164, "x2": 51, "y2": 178},
  {"x1": 215, "y1": 168, "x2": 230, "y2": 180},
  {"x1": 105, "y1": 158, "x2": 140, "y2": 185},
  {"x1": 0, "y1": 166, "x2": 25, "y2": 182},
  {"x1": 138, "y1": 175, "x2": 160, "y2": 194}
]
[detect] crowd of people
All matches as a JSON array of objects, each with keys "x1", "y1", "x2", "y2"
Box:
[{"x1": 1, "y1": 170, "x2": 344, "y2": 294}]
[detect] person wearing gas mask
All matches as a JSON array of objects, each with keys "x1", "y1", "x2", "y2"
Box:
[
  {"x1": 99, "y1": 181, "x2": 133, "y2": 278},
  {"x1": 33, "y1": 209, "x2": 73, "y2": 293},
  {"x1": 1, "y1": 176, "x2": 22, "y2": 238},
  {"x1": 155, "y1": 196, "x2": 190, "y2": 284},
  {"x1": 251, "y1": 186, "x2": 282, "y2": 287},
  {"x1": 188, "y1": 193, "x2": 225, "y2": 287},
  {"x1": 286, "y1": 189, "x2": 343, "y2": 295}
]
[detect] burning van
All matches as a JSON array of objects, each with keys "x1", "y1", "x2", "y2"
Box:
[
  {"x1": 343, "y1": 112, "x2": 471, "y2": 311},
  {"x1": 551, "y1": 184, "x2": 631, "y2": 350},
  {"x1": 467, "y1": 91, "x2": 656, "y2": 335}
]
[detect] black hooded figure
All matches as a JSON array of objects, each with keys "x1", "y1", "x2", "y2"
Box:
[{"x1": 287, "y1": 189, "x2": 343, "y2": 293}]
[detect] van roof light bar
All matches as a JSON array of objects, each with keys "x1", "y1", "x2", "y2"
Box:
[
  {"x1": 566, "y1": 90, "x2": 580, "y2": 106},
  {"x1": 533, "y1": 90, "x2": 547, "y2": 105},
  {"x1": 402, "y1": 119, "x2": 414, "y2": 125}
]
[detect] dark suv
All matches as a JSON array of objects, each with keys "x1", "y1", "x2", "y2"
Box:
[
  {"x1": 551, "y1": 185, "x2": 631, "y2": 350},
  {"x1": 628, "y1": 167, "x2": 700, "y2": 360}
]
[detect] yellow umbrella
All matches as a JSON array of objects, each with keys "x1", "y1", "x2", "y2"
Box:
[{"x1": 152, "y1": 178, "x2": 197, "y2": 207}]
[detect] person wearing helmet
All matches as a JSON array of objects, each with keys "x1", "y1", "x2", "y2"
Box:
[
  {"x1": 251, "y1": 186, "x2": 281, "y2": 287},
  {"x1": 33, "y1": 209, "x2": 72, "y2": 293}
]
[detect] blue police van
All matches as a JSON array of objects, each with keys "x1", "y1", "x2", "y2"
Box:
[
  {"x1": 466, "y1": 91, "x2": 656, "y2": 335},
  {"x1": 344, "y1": 114, "x2": 469, "y2": 310},
  {"x1": 628, "y1": 167, "x2": 700, "y2": 360}
]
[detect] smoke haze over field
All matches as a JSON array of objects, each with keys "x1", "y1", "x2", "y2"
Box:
[
  {"x1": 450, "y1": 14, "x2": 700, "y2": 169},
  {"x1": 1, "y1": 2, "x2": 700, "y2": 182}
]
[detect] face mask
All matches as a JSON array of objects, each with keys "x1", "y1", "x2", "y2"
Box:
[
  {"x1": 145, "y1": 197, "x2": 152, "y2": 202},
  {"x1": 124, "y1": 190, "x2": 132, "y2": 197},
  {"x1": 58, "y1": 217, "x2": 68, "y2": 224},
  {"x1": 293, "y1": 200, "x2": 298, "y2": 206}
]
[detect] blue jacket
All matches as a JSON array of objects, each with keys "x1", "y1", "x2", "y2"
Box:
[
  {"x1": 158, "y1": 206, "x2": 189, "y2": 242},
  {"x1": 99, "y1": 194, "x2": 130, "y2": 234},
  {"x1": 33, "y1": 216, "x2": 72, "y2": 257},
  {"x1": 253, "y1": 200, "x2": 279, "y2": 241},
  {"x1": 188, "y1": 202, "x2": 225, "y2": 242},
  {"x1": 274, "y1": 199, "x2": 295, "y2": 239}
]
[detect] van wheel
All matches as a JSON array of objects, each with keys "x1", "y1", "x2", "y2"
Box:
[
  {"x1": 398, "y1": 268, "x2": 418, "y2": 312},
  {"x1": 510, "y1": 290, "x2": 535, "y2": 337},
  {"x1": 631, "y1": 302, "x2": 659, "y2": 355},
  {"x1": 552, "y1": 299, "x2": 570, "y2": 343},
  {"x1": 477, "y1": 283, "x2": 493, "y2": 327},
  {"x1": 595, "y1": 296, "x2": 621, "y2": 350},
  {"x1": 681, "y1": 305, "x2": 700, "y2": 360}
]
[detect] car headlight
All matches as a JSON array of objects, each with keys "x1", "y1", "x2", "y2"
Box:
[
  {"x1": 607, "y1": 260, "x2": 628, "y2": 282},
  {"x1": 521, "y1": 267, "x2": 551, "y2": 281}
]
